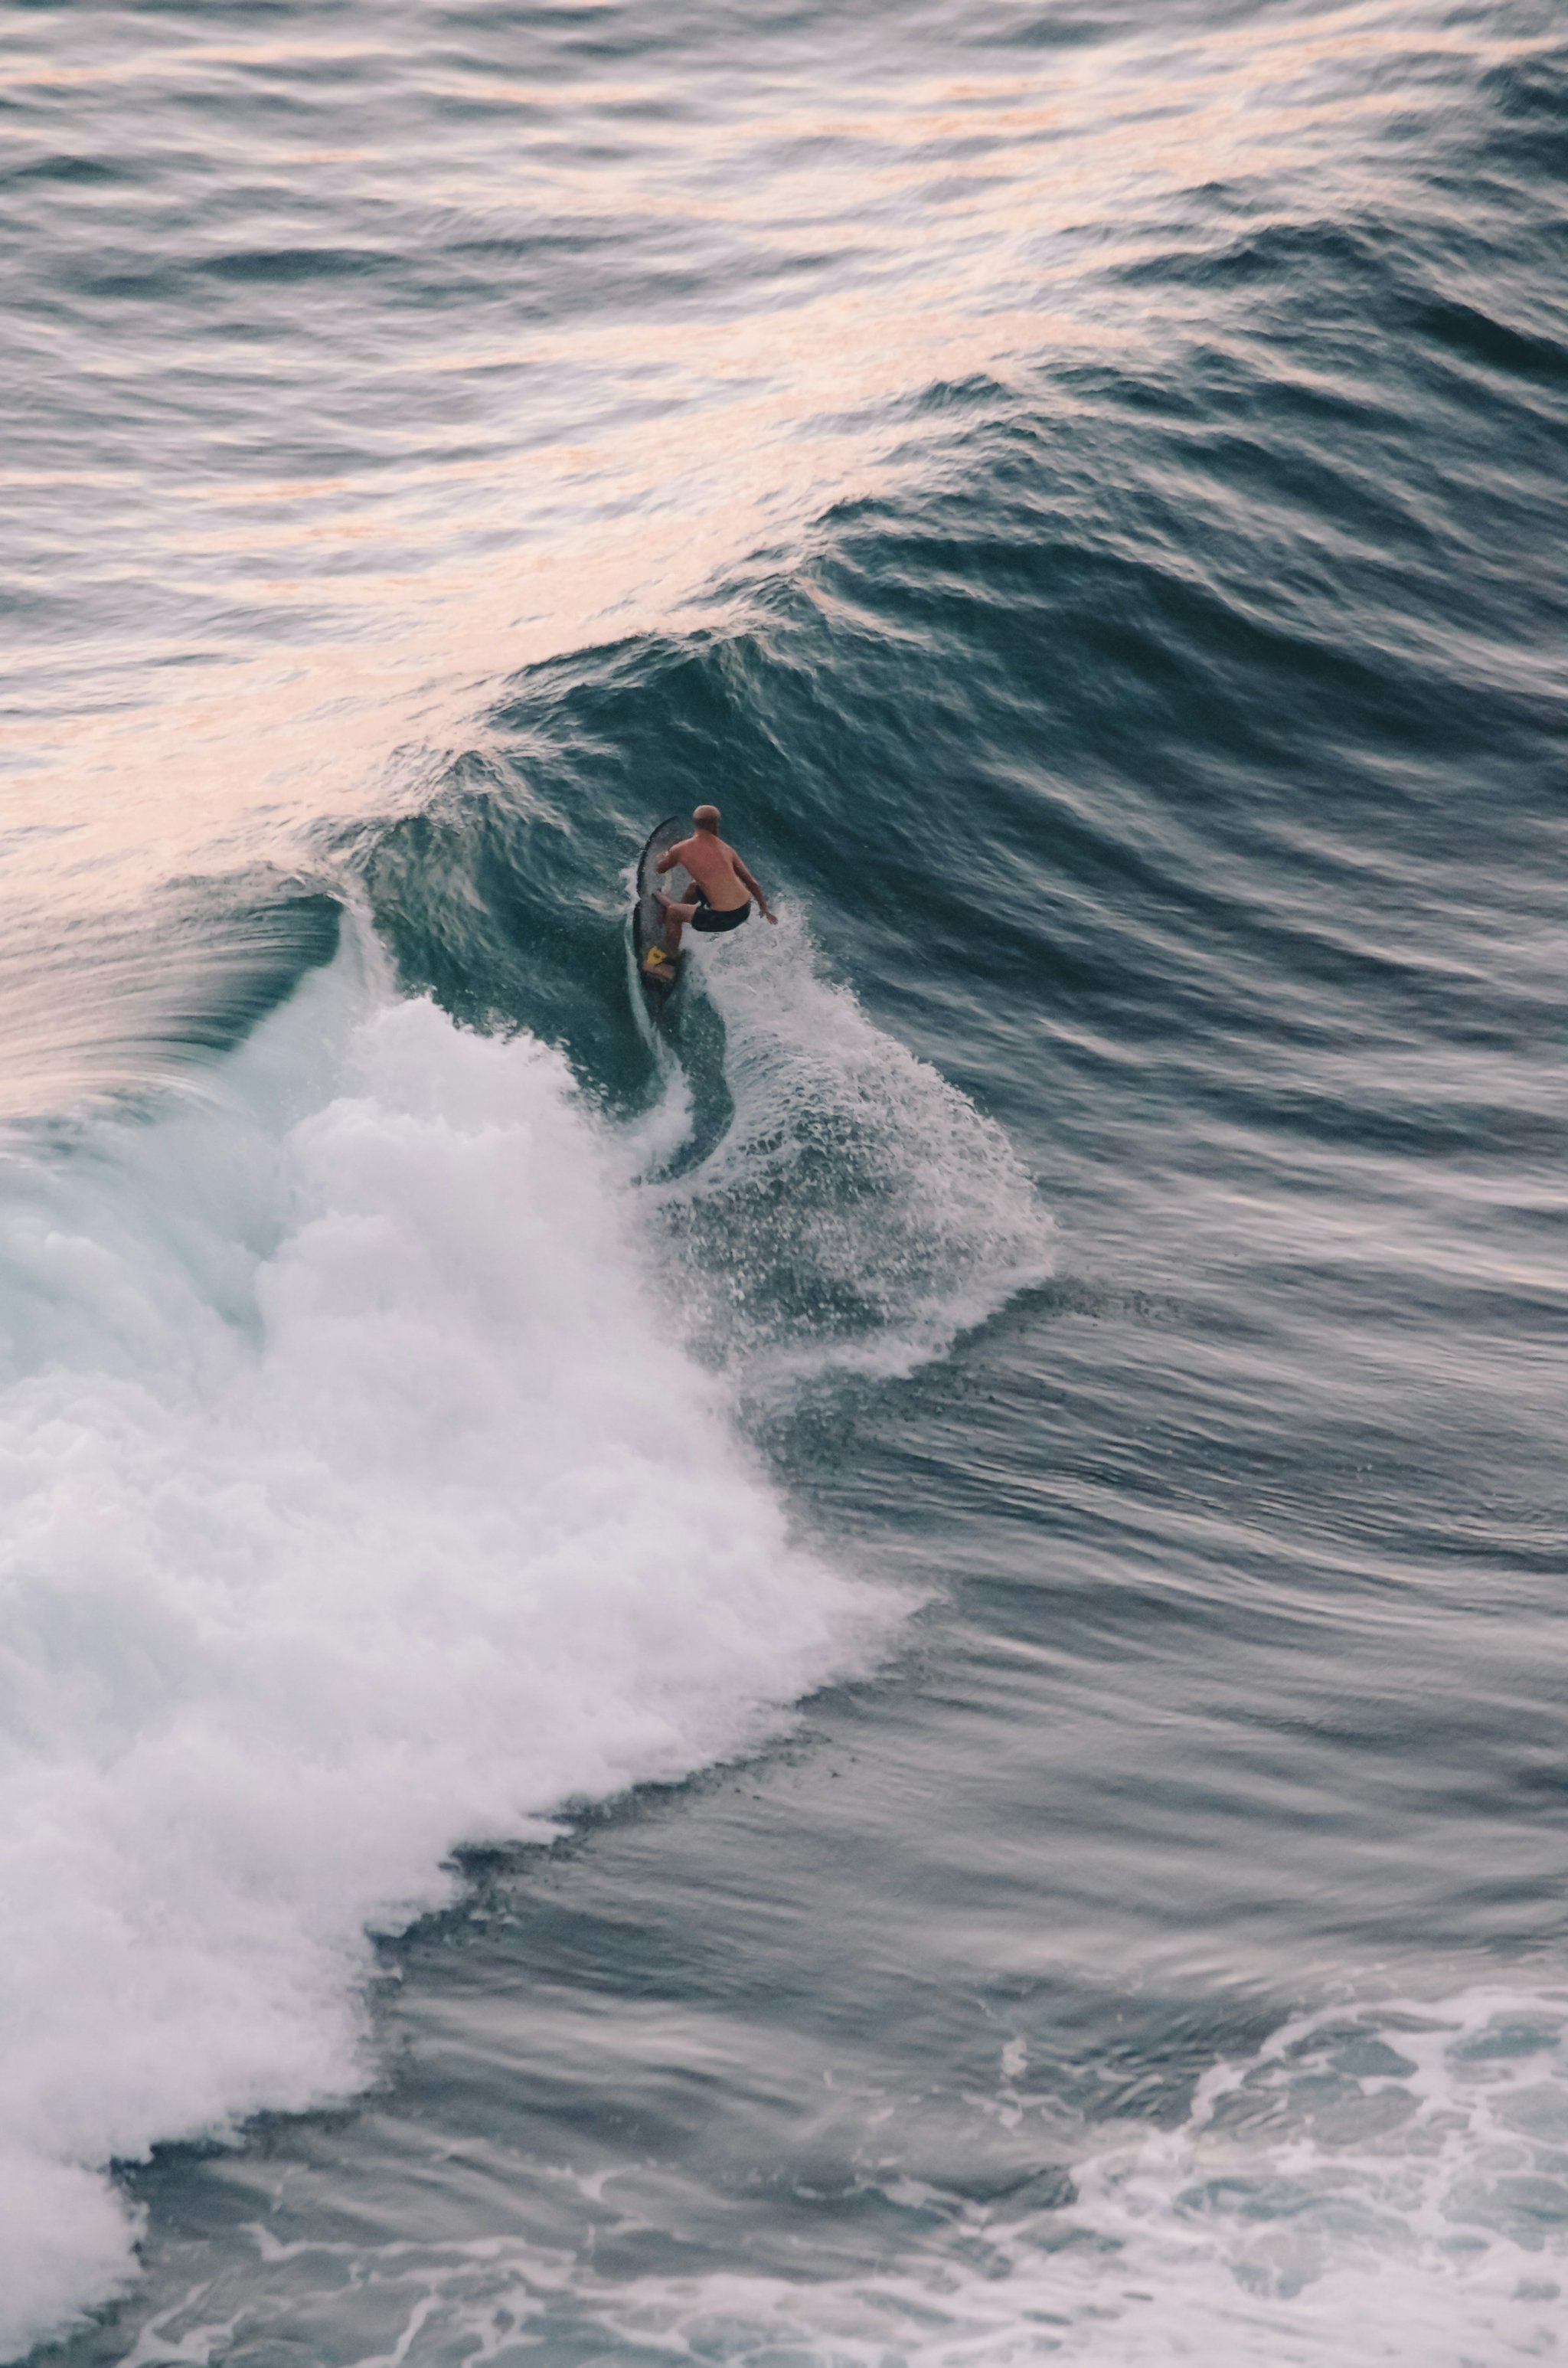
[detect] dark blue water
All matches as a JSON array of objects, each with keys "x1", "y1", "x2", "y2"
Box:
[{"x1": 4, "y1": 4, "x2": 1566, "y2": 2362}]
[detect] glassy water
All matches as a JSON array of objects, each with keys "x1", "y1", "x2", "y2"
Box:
[{"x1": 3, "y1": 4, "x2": 1564, "y2": 2363}]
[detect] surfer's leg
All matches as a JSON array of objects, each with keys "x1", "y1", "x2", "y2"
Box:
[{"x1": 654, "y1": 889, "x2": 696, "y2": 953}]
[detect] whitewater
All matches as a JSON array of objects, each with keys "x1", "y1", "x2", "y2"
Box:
[{"x1": 0, "y1": 913, "x2": 1052, "y2": 2355}]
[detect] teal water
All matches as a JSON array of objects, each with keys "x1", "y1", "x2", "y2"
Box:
[{"x1": 4, "y1": 4, "x2": 1566, "y2": 2363}]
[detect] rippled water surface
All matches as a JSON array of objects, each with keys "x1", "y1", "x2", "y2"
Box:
[{"x1": 3, "y1": 2, "x2": 1566, "y2": 2363}]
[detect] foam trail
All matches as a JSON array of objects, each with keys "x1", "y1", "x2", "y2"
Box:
[
  {"x1": 652, "y1": 907, "x2": 1054, "y2": 1390},
  {"x1": 0, "y1": 938, "x2": 887, "y2": 2360},
  {"x1": 253, "y1": 1986, "x2": 1561, "y2": 2368}
]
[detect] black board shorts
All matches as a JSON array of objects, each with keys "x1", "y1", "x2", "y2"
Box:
[{"x1": 690, "y1": 891, "x2": 750, "y2": 935}]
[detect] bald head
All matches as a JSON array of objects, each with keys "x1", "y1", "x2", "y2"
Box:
[{"x1": 693, "y1": 803, "x2": 721, "y2": 832}]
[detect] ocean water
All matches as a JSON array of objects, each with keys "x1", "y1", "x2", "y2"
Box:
[{"x1": 3, "y1": 1, "x2": 1565, "y2": 2361}]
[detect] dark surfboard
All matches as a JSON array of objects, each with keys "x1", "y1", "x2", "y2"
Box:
[{"x1": 631, "y1": 813, "x2": 689, "y2": 1019}]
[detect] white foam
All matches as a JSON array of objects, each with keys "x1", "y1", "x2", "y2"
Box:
[
  {"x1": 0, "y1": 940, "x2": 893, "y2": 2360},
  {"x1": 650, "y1": 907, "x2": 1054, "y2": 1389}
]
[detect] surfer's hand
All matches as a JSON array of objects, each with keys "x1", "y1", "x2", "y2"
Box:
[{"x1": 763, "y1": 904, "x2": 779, "y2": 924}]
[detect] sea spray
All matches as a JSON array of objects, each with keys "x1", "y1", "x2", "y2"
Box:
[{"x1": 648, "y1": 905, "x2": 1055, "y2": 1392}]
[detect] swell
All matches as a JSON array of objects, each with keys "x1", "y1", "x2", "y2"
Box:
[{"x1": 362, "y1": 267, "x2": 1563, "y2": 1164}]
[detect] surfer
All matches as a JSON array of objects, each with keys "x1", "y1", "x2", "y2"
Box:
[{"x1": 648, "y1": 805, "x2": 777, "y2": 964}]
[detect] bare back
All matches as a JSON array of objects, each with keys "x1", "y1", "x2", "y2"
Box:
[{"x1": 668, "y1": 831, "x2": 750, "y2": 911}]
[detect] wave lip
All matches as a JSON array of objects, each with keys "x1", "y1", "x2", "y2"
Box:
[{"x1": 0, "y1": 950, "x2": 890, "y2": 2361}]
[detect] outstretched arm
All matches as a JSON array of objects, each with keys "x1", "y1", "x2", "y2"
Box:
[
  {"x1": 733, "y1": 855, "x2": 777, "y2": 922},
  {"x1": 655, "y1": 845, "x2": 685, "y2": 875}
]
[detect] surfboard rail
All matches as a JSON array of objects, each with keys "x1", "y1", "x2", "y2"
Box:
[{"x1": 631, "y1": 813, "x2": 689, "y2": 1018}]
